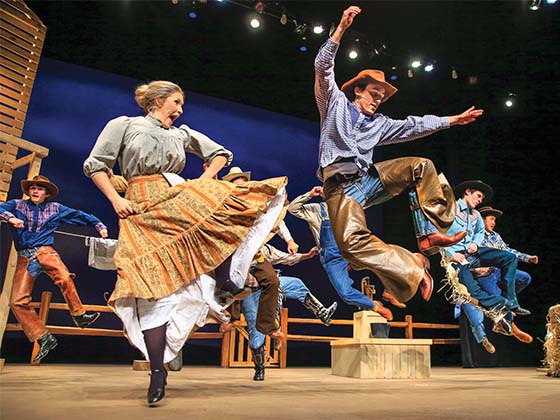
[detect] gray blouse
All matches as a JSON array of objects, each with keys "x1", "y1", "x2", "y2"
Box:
[{"x1": 83, "y1": 115, "x2": 233, "y2": 180}]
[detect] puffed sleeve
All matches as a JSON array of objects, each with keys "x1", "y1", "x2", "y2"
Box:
[
  {"x1": 178, "y1": 124, "x2": 233, "y2": 166},
  {"x1": 83, "y1": 116, "x2": 130, "y2": 177}
]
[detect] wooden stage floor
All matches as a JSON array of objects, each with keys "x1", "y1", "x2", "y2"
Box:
[{"x1": 0, "y1": 365, "x2": 558, "y2": 419}]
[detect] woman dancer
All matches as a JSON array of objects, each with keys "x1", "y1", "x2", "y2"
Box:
[{"x1": 84, "y1": 81, "x2": 286, "y2": 405}]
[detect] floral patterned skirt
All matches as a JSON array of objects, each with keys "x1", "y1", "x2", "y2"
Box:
[{"x1": 110, "y1": 174, "x2": 287, "y2": 306}]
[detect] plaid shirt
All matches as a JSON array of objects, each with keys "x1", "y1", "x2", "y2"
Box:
[
  {"x1": 0, "y1": 199, "x2": 106, "y2": 251},
  {"x1": 314, "y1": 38, "x2": 450, "y2": 180},
  {"x1": 483, "y1": 230, "x2": 531, "y2": 263}
]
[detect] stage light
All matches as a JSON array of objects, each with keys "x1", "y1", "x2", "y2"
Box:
[
  {"x1": 280, "y1": 13, "x2": 288, "y2": 25},
  {"x1": 546, "y1": 0, "x2": 557, "y2": 4},
  {"x1": 424, "y1": 63, "x2": 434, "y2": 72},
  {"x1": 299, "y1": 46, "x2": 308, "y2": 52},
  {"x1": 349, "y1": 49, "x2": 358, "y2": 59},
  {"x1": 410, "y1": 60, "x2": 422, "y2": 69},
  {"x1": 408, "y1": 69, "x2": 413, "y2": 78},
  {"x1": 313, "y1": 25, "x2": 324, "y2": 34},
  {"x1": 390, "y1": 75, "x2": 398, "y2": 81},
  {"x1": 529, "y1": 0, "x2": 541, "y2": 10},
  {"x1": 451, "y1": 68, "x2": 458, "y2": 79},
  {"x1": 188, "y1": 11, "x2": 197, "y2": 19},
  {"x1": 171, "y1": 0, "x2": 179, "y2": 4},
  {"x1": 250, "y1": 17, "x2": 261, "y2": 29},
  {"x1": 505, "y1": 93, "x2": 516, "y2": 108}
]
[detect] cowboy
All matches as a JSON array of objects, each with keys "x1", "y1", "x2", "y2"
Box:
[
  {"x1": 288, "y1": 185, "x2": 398, "y2": 320},
  {"x1": 0, "y1": 175, "x2": 108, "y2": 362},
  {"x1": 239, "y1": 243, "x2": 337, "y2": 381},
  {"x1": 479, "y1": 205, "x2": 538, "y2": 293},
  {"x1": 442, "y1": 180, "x2": 531, "y2": 328},
  {"x1": 315, "y1": 6, "x2": 482, "y2": 305}
]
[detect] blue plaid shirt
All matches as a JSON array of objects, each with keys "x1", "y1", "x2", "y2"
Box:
[
  {"x1": 0, "y1": 199, "x2": 106, "y2": 251},
  {"x1": 442, "y1": 199, "x2": 485, "y2": 258},
  {"x1": 314, "y1": 38, "x2": 450, "y2": 180},
  {"x1": 483, "y1": 230, "x2": 531, "y2": 263}
]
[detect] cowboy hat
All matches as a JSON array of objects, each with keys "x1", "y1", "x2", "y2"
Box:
[
  {"x1": 454, "y1": 180, "x2": 493, "y2": 202},
  {"x1": 341, "y1": 69, "x2": 398, "y2": 102},
  {"x1": 478, "y1": 206, "x2": 503, "y2": 218},
  {"x1": 21, "y1": 175, "x2": 59, "y2": 199},
  {"x1": 222, "y1": 166, "x2": 251, "y2": 183}
]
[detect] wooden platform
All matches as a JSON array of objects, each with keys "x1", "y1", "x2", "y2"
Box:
[{"x1": 331, "y1": 338, "x2": 432, "y2": 379}]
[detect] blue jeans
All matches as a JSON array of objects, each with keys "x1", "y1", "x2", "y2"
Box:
[
  {"x1": 453, "y1": 247, "x2": 518, "y2": 311},
  {"x1": 478, "y1": 268, "x2": 532, "y2": 297},
  {"x1": 343, "y1": 172, "x2": 437, "y2": 237},
  {"x1": 319, "y1": 206, "x2": 373, "y2": 309},
  {"x1": 461, "y1": 303, "x2": 486, "y2": 343},
  {"x1": 241, "y1": 276, "x2": 309, "y2": 349}
]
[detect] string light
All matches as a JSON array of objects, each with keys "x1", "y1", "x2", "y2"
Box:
[{"x1": 185, "y1": 0, "x2": 547, "y2": 90}]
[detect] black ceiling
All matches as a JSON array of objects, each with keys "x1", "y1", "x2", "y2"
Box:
[{"x1": 25, "y1": 1, "x2": 560, "y2": 120}]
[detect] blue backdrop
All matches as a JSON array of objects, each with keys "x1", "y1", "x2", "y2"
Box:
[{"x1": 1, "y1": 57, "x2": 387, "y2": 365}]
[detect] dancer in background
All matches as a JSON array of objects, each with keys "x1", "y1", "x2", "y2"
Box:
[
  {"x1": 0, "y1": 175, "x2": 106, "y2": 362},
  {"x1": 289, "y1": 186, "x2": 397, "y2": 320}
]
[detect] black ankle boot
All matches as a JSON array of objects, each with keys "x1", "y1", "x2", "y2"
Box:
[
  {"x1": 33, "y1": 332, "x2": 58, "y2": 362},
  {"x1": 250, "y1": 344, "x2": 266, "y2": 381},
  {"x1": 73, "y1": 311, "x2": 100, "y2": 328},
  {"x1": 147, "y1": 369, "x2": 168, "y2": 406}
]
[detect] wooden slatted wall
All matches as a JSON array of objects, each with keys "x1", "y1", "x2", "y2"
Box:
[
  {"x1": 0, "y1": 0, "x2": 46, "y2": 137},
  {"x1": 0, "y1": 0, "x2": 46, "y2": 202}
]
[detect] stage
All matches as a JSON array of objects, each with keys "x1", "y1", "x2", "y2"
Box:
[{"x1": 0, "y1": 365, "x2": 557, "y2": 419}]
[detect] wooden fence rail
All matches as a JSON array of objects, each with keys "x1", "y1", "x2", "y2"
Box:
[{"x1": 5, "y1": 291, "x2": 461, "y2": 367}]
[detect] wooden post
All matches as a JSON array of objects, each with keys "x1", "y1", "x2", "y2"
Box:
[
  {"x1": 279, "y1": 307, "x2": 288, "y2": 368},
  {"x1": 30, "y1": 292, "x2": 52, "y2": 365},
  {"x1": 405, "y1": 314, "x2": 414, "y2": 339},
  {"x1": 220, "y1": 329, "x2": 231, "y2": 368}
]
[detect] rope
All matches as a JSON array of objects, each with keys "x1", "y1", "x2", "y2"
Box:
[{"x1": 0, "y1": 220, "x2": 98, "y2": 241}]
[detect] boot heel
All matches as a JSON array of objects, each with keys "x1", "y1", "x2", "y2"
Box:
[{"x1": 420, "y1": 246, "x2": 439, "y2": 256}]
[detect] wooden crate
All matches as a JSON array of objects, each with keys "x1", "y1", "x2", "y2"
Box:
[{"x1": 331, "y1": 338, "x2": 432, "y2": 379}]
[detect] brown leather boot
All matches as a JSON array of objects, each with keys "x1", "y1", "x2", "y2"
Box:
[
  {"x1": 413, "y1": 253, "x2": 433, "y2": 301},
  {"x1": 418, "y1": 231, "x2": 468, "y2": 255},
  {"x1": 511, "y1": 322, "x2": 533, "y2": 344},
  {"x1": 382, "y1": 290, "x2": 406, "y2": 308},
  {"x1": 481, "y1": 337, "x2": 496, "y2": 354},
  {"x1": 372, "y1": 300, "x2": 393, "y2": 321}
]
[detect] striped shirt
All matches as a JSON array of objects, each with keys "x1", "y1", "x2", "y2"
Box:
[{"x1": 314, "y1": 38, "x2": 450, "y2": 180}]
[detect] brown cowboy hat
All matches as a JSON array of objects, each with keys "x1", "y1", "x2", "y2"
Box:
[
  {"x1": 341, "y1": 69, "x2": 398, "y2": 102},
  {"x1": 454, "y1": 180, "x2": 493, "y2": 203},
  {"x1": 222, "y1": 166, "x2": 251, "y2": 183},
  {"x1": 21, "y1": 175, "x2": 59, "y2": 199},
  {"x1": 478, "y1": 206, "x2": 503, "y2": 218}
]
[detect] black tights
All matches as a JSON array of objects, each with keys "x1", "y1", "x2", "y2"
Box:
[{"x1": 143, "y1": 323, "x2": 167, "y2": 375}]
